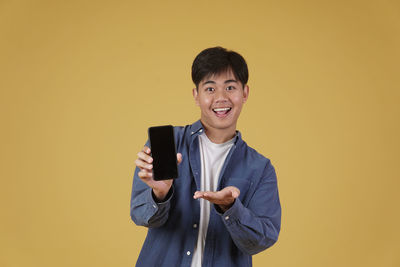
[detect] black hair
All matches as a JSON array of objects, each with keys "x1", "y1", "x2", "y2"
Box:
[{"x1": 191, "y1": 46, "x2": 248, "y2": 89}]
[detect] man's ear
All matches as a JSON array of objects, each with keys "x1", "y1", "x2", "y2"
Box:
[
  {"x1": 193, "y1": 88, "x2": 200, "y2": 106},
  {"x1": 243, "y1": 85, "x2": 249, "y2": 103}
]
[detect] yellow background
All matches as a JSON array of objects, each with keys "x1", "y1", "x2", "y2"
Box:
[{"x1": 1, "y1": 0, "x2": 399, "y2": 266}]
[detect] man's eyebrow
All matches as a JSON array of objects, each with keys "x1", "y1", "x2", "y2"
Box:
[
  {"x1": 201, "y1": 79, "x2": 238, "y2": 86},
  {"x1": 224, "y1": 79, "x2": 237, "y2": 84},
  {"x1": 202, "y1": 80, "x2": 216, "y2": 86}
]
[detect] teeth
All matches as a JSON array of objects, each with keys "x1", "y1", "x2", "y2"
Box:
[{"x1": 213, "y1": 108, "x2": 231, "y2": 112}]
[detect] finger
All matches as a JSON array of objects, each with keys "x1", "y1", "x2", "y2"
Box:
[
  {"x1": 194, "y1": 190, "x2": 232, "y2": 205},
  {"x1": 135, "y1": 158, "x2": 153, "y2": 170},
  {"x1": 138, "y1": 169, "x2": 153, "y2": 179},
  {"x1": 177, "y1": 153, "x2": 183, "y2": 164},
  {"x1": 143, "y1": 146, "x2": 151, "y2": 154},
  {"x1": 223, "y1": 186, "x2": 240, "y2": 198},
  {"x1": 193, "y1": 191, "x2": 204, "y2": 199},
  {"x1": 201, "y1": 191, "x2": 219, "y2": 201},
  {"x1": 231, "y1": 190, "x2": 239, "y2": 198},
  {"x1": 137, "y1": 151, "x2": 153, "y2": 164},
  {"x1": 201, "y1": 193, "x2": 227, "y2": 205},
  {"x1": 203, "y1": 191, "x2": 216, "y2": 198},
  {"x1": 230, "y1": 187, "x2": 240, "y2": 198}
]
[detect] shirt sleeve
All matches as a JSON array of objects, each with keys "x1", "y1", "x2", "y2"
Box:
[
  {"x1": 130, "y1": 165, "x2": 174, "y2": 228},
  {"x1": 215, "y1": 160, "x2": 281, "y2": 255}
]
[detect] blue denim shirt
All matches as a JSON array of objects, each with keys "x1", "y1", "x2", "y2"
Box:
[{"x1": 130, "y1": 120, "x2": 281, "y2": 267}]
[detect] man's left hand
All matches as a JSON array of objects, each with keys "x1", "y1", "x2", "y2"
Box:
[{"x1": 193, "y1": 186, "x2": 240, "y2": 213}]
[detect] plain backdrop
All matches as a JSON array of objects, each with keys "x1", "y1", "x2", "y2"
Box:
[{"x1": 1, "y1": 0, "x2": 399, "y2": 266}]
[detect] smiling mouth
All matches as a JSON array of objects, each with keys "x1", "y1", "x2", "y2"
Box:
[{"x1": 212, "y1": 107, "x2": 232, "y2": 117}]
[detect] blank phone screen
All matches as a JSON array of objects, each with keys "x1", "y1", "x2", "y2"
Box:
[{"x1": 148, "y1": 125, "x2": 178, "y2": 180}]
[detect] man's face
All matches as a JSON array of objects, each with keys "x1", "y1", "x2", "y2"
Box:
[{"x1": 193, "y1": 69, "x2": 249, "y2": 134}]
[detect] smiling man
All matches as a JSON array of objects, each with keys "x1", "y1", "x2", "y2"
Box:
[{"x1": 130, "y1": 47, "x2": 281, "y2": 267}]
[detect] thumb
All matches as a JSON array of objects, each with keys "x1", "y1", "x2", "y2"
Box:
[
  {"x1": 177, "y1": 153, "x2": 183, "y2": 164},
  {"x1": 222, "y1": 186, "x2": 240, "y2": 198},
  {"x1": 229, "y1": 186, "x2": 240, "y2": 199}
]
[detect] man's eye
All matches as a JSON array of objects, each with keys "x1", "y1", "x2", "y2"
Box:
[
  {"x1": 206, "y1": 87, "x2": 214, "y2": 92},
  {"x1": 226, "y1": 86, "x2": 235, "y2": 90}
]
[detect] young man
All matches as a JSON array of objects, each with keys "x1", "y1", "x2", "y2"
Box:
[{"x1": 130, "y1": 47, "x2": 281, "y2": 267}]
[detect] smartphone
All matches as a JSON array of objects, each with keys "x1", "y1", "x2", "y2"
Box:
[{"x1": 148, "y1": 125, "x2": 179, "y2": 180}]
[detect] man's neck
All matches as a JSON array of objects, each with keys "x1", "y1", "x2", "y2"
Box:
[{"x1": 201, "y1": 122, "x2": 236, "y2": 144}]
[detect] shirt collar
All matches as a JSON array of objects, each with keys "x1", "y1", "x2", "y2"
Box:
[
  {"x1": 190, "y1": 120, "x2": 204, "y2": 135},
  {"x1": 190, "y1": 120, "x2": 242, "y2": 144}
]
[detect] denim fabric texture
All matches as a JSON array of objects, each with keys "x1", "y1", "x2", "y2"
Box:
[{"x1": 130, "y1": 120, "x2": 281, "y2": 267}]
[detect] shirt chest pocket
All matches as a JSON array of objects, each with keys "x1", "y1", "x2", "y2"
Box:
[{"x1": 220, "y1": 177, "x2": 252, "y2": 206}]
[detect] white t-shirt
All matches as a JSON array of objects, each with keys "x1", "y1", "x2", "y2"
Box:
[{"x1": 190, "y1": 133, "x2": 234, "y2": 267}]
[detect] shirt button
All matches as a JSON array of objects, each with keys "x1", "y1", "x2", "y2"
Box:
[
  {"x1": 193, "y1": 224, "x2": 197, "y2": 228},
  {"x1": 199, "y1": 129, "x2": 203, "y2": 132},
  {"x1": 153, "y1": 204, "x2": 157, "y2": 209},
  {"x1": 225, "y1": 216, "x2": 229, "y2": 220},
  {"x1": 186, "y1": 251, "x2": 191, "y2": 256}
]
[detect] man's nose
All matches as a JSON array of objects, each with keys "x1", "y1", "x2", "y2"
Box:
[{"x1": 215, "y1": 88, "x2": 228, "y2": 102}]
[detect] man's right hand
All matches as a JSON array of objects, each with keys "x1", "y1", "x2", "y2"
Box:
[{"x1": 135, "y1": 146, "x2": 182, "y2": 201}]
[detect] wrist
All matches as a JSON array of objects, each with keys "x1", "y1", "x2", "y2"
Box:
[
  {"x1": 218, "y1": 201, "x2": 234, "y2": 213},
  {"x1": 152, "y1": 189, "x2": 167, "y2": 202},
  {"x1": 152, "y1": 186, "x2": 174, "y2": 203}
]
